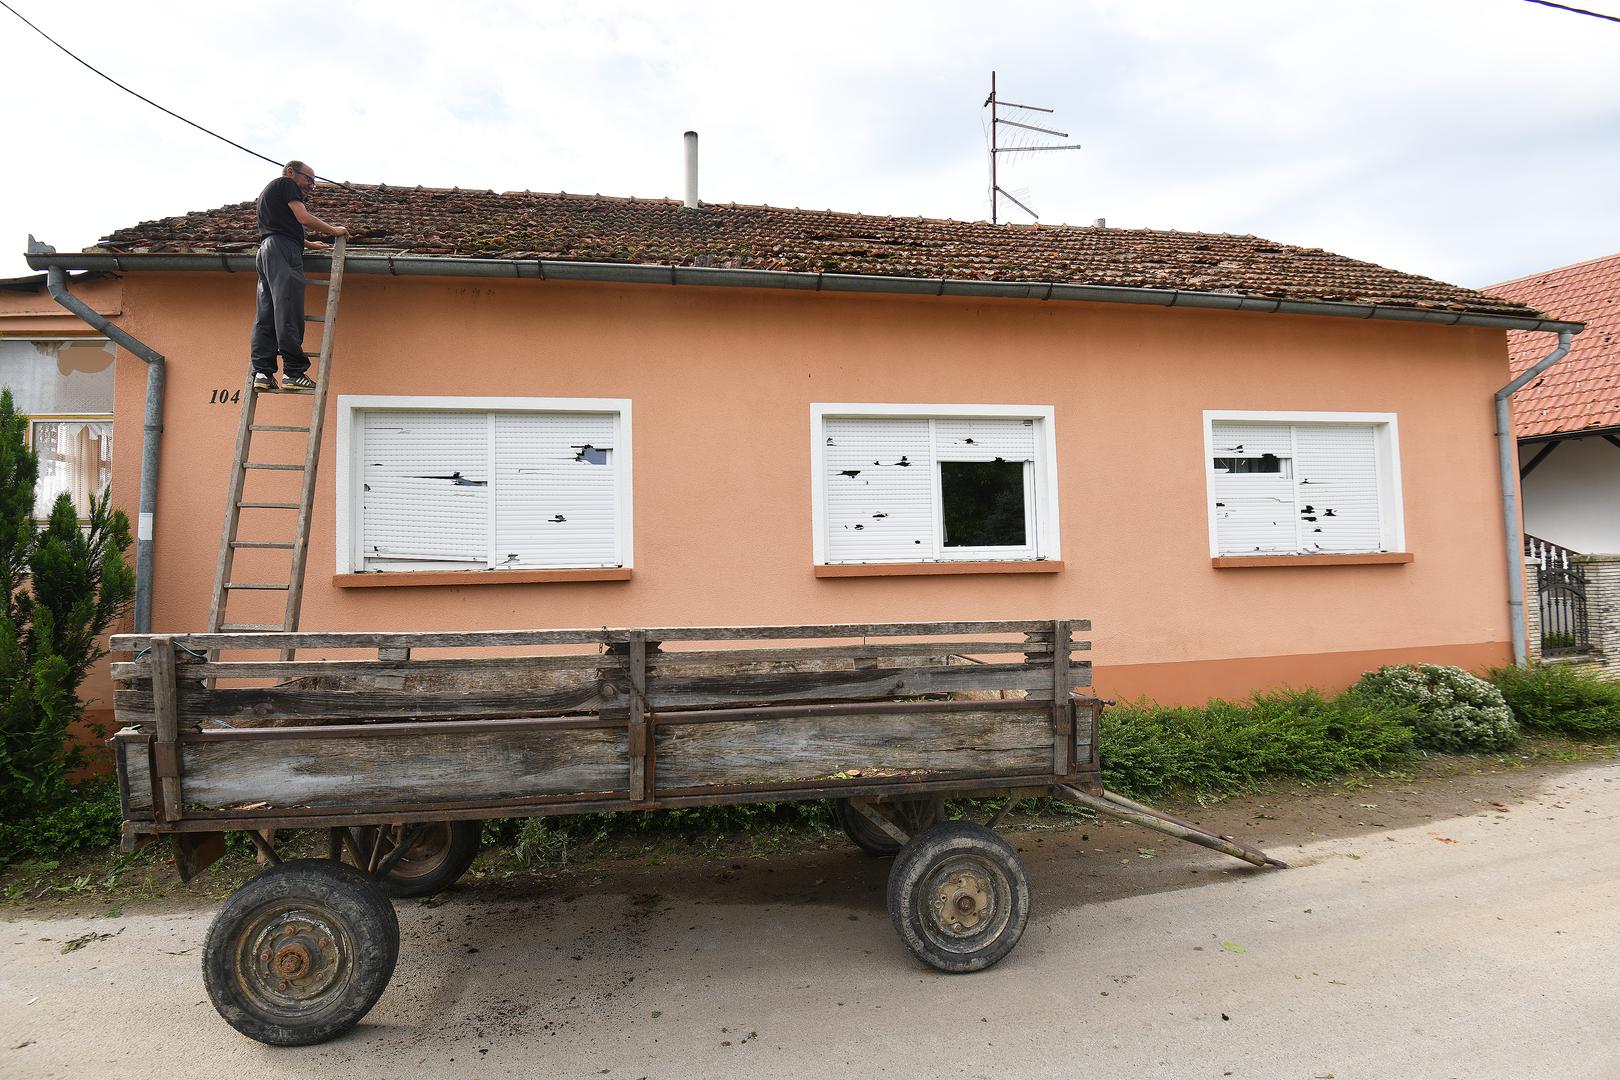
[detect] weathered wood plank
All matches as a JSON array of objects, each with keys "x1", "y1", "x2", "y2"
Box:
[
  {"x1": 644, "y1": 661, "x2": 1088, "y2": 709},
  {"x1": 110, "y1": 619, "x2": 1089, "y2": 654},
  {"x1": 111, "y1": 641, "x2": 1094, "y2": 682},
  {"x1": 162, "y1": 727, "x2": 629, "y2": 811},
  {"x1": 112, "y1": 653, "x2": 628, "y2": 682},
  {"x1": 1052, "y1": 619, "x2": 1071, "y2": 775},
  {"x1": 628, "y1": 630, "x2": 649, "y2": 803},
  {"x1": 117, "y1": 731, "x2": 155, "y2": 816},
  {"x1": 655, "y1": 707, "x2": 1054, "y2": 789},
  {"x1": 150, "y1": 638, "x2": 182, "y2": 822},
  {"x1": 115, "y1": 682, "x2": 613, "y2": 727}
]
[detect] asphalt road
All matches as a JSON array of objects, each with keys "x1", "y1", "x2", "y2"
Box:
[{"x1": 4, "y1": 760, "x2": 1618, "y2": 1080}]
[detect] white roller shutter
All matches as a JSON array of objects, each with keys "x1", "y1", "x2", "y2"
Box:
[
  {"x1": 356, "y1": 407, "x2": 624, "y2": 571},
  {"x1": 934, "y1": 418, "x2": 1037, "y2": 463},
  {"x1": 824, "y1": 417, "x2": 934, "y2": 562},
  {"x1": 1210, "y1": 419, "x2": 1389, "y2": 556},
  {"x1": 823, "y1": 416, "x2": 1043, "y2": 562},
  {"x1": 1211, "y1": 421, "x2": 1295, "y2": 554},
  {"x1": 1293, "y1": 424, "x2": 1382, "y2": 553},
  {"x1": 495, "y1": 412, "x2": 620, "y2": 568},
  {"x1": 360, "y1": 412, "x2": 488, "y2": 567}
]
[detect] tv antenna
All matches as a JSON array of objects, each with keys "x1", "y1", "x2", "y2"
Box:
[{"x1": 984, "y1": 71, "x2": 1082, "y2": 224}]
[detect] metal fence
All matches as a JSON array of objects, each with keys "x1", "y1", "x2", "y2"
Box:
[{"x1": 1525, "y1": 534, "x2": 1590, "y2": 656}]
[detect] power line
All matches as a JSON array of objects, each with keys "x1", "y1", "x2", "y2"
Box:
[
  {"x1": 0, "y1": 0, "x2": 370, "y2": 192},
  {"x1": 1522, "y1": 0, "x2": 1620, "y2": 22}
]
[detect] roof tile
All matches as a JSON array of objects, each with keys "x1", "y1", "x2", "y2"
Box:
[
  {"x1": 1490, "y1": 251, "x2": 1620, "y2": 439},
  {"x1": 96, "y1": 185, "x2": 1547, "y2": 321}
]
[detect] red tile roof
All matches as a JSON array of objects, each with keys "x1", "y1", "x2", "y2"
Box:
[
  {"x1": 1491, "y1": 252, "x2": 1620, "y2": 439},
  {"x1": 96, "y1": 185, "x2": 1547, "y2": 321}
]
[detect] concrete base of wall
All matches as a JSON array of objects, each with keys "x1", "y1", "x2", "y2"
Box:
[{"x1": 1094, "y1": 641, "x2": 1513, "y2": 706}]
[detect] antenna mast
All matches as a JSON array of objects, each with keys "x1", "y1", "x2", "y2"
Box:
[{"x1": 984, "y1": 70, "x2": 1082, "y2": 224}]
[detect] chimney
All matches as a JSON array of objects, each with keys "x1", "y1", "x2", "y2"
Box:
[
  {"x1": 683, "y1": 131, "x2": 699, "y2": 209},
  {"x1": 1094, "y1": 218, "x2": 1107, "y2": 228}
]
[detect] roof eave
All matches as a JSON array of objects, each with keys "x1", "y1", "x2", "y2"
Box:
[{"x1": 23, "y1": 250, "x2": 1583, "y2": 335}]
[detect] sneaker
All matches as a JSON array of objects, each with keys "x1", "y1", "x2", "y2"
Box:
[
  {"x1": 252, "y1": 372, "x2": 278, "y2": 392},
  {"x1": 283, "y1": 374, "x2": 317, "y2": 392}
]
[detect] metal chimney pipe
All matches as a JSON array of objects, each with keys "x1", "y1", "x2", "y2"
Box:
[{"x1": 683, "y1": 131, "x2": 699, "y2": 209}]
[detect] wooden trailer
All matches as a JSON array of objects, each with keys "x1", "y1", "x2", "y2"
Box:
[{"x1": 110, "y1": 618, "x2": 1282, "y2": 1046}]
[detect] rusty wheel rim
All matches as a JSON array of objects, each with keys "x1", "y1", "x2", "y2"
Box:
[
  {"x1": 234, "y1": 903, "x2": 351, "y2": 1019},
  {"x1": 920, "y1": 855, "x2": 1011, "y2": 953},
  {"x1": 376, "y1": 823, "x2": 454, "y2": 882}
]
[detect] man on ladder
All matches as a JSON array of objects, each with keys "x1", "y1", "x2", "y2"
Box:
[{"x1": 249, "y1": 160, "x2": 348, "y2": 392}]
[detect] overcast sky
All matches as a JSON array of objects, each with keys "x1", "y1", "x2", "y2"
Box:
[{"x1": 2, "y1": 0, "x2": 1616, "y2": 292}]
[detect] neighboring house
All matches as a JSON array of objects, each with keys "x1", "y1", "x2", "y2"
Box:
[
  {"x1": 1490, "y1": 252, "x2": 1620, "y2": 555},
  {"x1": 2, "y1": 185, "x2": 1577, "y2": 714}
]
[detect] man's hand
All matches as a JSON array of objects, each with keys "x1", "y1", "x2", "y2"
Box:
[{"x1": 331, "y1": 225, "x2": 350, "y2": 238}]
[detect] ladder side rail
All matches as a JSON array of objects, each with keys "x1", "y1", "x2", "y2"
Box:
[
  {"x1": 208, "y1": 366, "x2": 264, "y2": 633},
  {"x1": 282, "y1": 234, "x2": 347, "y2": 655}
]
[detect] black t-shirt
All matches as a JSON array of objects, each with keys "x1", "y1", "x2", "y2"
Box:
[{"x1": 256, "y1": 176, "x2": 305, "y2": 243}]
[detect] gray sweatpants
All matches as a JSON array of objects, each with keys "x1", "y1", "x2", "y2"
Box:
[{"x1": 249, "y1": 234, "x2": 310, "y2": 377}]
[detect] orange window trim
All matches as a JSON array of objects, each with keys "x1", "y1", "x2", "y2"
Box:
[{"x1": 1211, "y1": 552, "x2": 1414, "y2": 569}]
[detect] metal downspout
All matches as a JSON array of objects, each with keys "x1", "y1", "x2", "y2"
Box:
[
  {"x1": 1496, "y1": 330, "x2": 1576, "y2": 666},
  {"x1": 40, "y1": 258, "x2": 164, "y2": 634}
]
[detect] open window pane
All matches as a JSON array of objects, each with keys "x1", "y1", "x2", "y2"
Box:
[{"x1": 940, "y1": 460, "x2": 1027, "y2": 547}]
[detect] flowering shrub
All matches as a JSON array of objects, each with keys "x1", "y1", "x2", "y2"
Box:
[{"x1": 1347, "y1": 664, "x2": 1518, "y2": 752}]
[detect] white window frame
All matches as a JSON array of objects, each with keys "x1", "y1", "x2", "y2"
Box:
[
  {"x1": 1201, "y1": 409, "x2": 1405, "y2": 558},
  {"x1": 335, "y1": 395, "x2": 633, "y2": 574},
  {"x1": 1, "y1": 336, "x2": 116, "y2": 524},
  {"x1": 810, "y1": 403, "x2": 1061, "y2": 565}
]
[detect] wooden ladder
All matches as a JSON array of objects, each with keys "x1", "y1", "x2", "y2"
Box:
[{"x1": 207, "y1": 235, "x2": 347, "y2": 647}]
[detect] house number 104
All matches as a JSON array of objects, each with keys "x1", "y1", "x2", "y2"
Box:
[{"x1": 209, "y1": 388, "x2": 242, "y2": 404}]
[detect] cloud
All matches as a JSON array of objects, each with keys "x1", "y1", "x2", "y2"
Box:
[{"x1": 1, "y1": 0, "x2": 1616, "y2": 287}]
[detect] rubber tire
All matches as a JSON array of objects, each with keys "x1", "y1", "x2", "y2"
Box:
[
  {"x1": 202, "y1": 859, "x2": 400, "y2": 1047},
  {"x1": 832, "y1": 798, "x2": 943, "y2": 857},
  {"x1": 350, "y1": 821, "x2": 481, "y2": 898},
  {"x1": 887, "y1": 821, "x2": 1030, "y2": 974}
]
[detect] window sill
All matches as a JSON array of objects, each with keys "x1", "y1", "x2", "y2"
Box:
[
  {"x1": 815, "y1": 561, "x2": 1065, "y2": 578},
  {"x1": 334, "y1": 568, "x2": 632, "y2": 588},
  {"x1": 1211, "y1": 552, "x2": 1414, "y2": 569}
]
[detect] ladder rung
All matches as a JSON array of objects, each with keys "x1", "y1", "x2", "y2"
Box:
[
  {"x1": 305, "y1": 315, "x2": 325, "y2": 323},
  {"x1": 221, "y1": 623, "x2": 288, "y2": 632},
  {"x1": 250, "y1": 425, "x2": 311, "y2": 433},
  {"x1": 245, "y1": 463, "x2": 306, "y2": 471},
  {"x1": 238, "y1": 501, "x2": 301, "y2": 509},
  {"x1": 224, "y1": 582, "x2": 291, "y2": 591},
  {"x1": 231, "y1": 541, "x2": 295, "y2": 550}
]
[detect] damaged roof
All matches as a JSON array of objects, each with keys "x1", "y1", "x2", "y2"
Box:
[
  {"x1": 1492, "y1": 251, "x2": 1620, "y2": 440},
  {"x1": 95, "y1": 185, "x2": 1547, "y2": 321}
]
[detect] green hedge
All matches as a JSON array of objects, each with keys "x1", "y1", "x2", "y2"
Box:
[
  {"x1": 1097, "y1": 688, "x2": 1416, "y2": 801},
  {"x1": 1490, "y1": 663, "x2": 1620, "y2": 738}
]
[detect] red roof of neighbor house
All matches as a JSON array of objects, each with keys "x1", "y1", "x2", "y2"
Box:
[
  {"x1": 1491, "y1": 251, "x2": 1620, "y2": 440},
  {"x1": 92, "y1": 185, "x2": 1549, "y2": 321}
]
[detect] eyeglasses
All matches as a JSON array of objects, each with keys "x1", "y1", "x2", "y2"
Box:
[{"x1": 296, "y1": 171, "x2": 315, "y2": 183}]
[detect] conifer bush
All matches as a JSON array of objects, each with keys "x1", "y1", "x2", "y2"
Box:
[{"x1": 0, "y1": 388, "x2": 134, "y2": 831}]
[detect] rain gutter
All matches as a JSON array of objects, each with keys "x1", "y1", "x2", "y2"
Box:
[
  {"x1": 23, "y1": 250, "x2": 1585, "y2": 334},
  {"x1": 29, "y1": 238, "x2": 163, "y2": 633}
]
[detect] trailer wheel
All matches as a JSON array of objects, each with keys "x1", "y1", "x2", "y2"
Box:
[
  {"x1": 202, "y1": 859, "x2": 399, "y2": 1046},
  {"x1": 887, "y1": 821, "x2": 1029, "y2": 973},
  {"x1": 351, "y1": 821, "x2": 481, "y2": 898},
  {"x1": 833, "y1": 797, "x2": 942, "y2": 856}
]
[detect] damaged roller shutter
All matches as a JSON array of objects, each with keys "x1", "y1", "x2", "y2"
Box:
[
  {"x1": 494, "y1": 412, "x2": 621, "y2": 568},
  {"x1": 824, "y1": 417, "x2": 935, "y2": 562},
  {"x1": 360, "y1": 412, "x2": 489, "y2": 569},
  {"x1": 1210, "y1": 421, "x2": 1296, "y2": 555},
  {"x1": 1292, "y1": 424, "x2": 1382, "y2": 553}
]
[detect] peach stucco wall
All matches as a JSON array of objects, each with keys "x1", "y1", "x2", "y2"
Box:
[{"x1": 50, "y1": 270, "x2": 1519, "y2": 704}]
